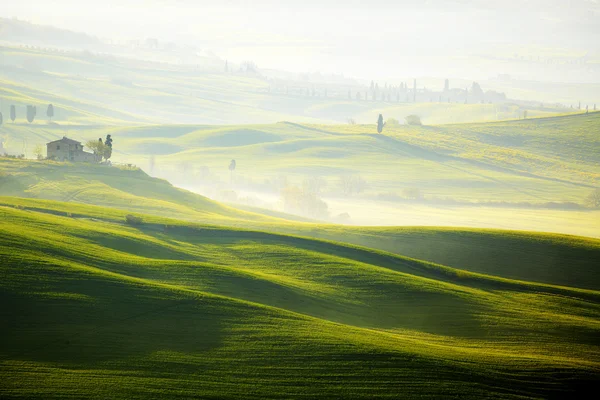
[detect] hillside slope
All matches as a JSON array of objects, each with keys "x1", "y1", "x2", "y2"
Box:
[
  {"x1": 1, "y1": 202, "x2": 599, "y2": 398},
  {"x1": 0, "y1": 158, "x2": 290, "y2": 225},
  {"x1": 3, "y1": 113, "x2": 595, "y2": 204}
]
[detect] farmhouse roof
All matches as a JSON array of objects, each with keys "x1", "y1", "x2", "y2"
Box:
[{"x1": 47, "y1": 136, "x2": 82, "y2": 145}]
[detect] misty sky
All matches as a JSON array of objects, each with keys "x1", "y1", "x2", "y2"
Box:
[{"x1": 2, "y1": 0, "x2": 600, "y2": 80}]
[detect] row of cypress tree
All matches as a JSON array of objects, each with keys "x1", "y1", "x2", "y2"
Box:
[{"x1": 0, "y1": 104, "x2": 54, "y2": 125}]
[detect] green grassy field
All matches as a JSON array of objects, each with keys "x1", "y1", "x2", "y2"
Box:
[
  {"x1": 0, "y1": 157, "x2": 293, "y2": 225},
  {"x1": 1, "y1": 199, "x2": 599, "y2": 398},
  {"x1": 2, "y1": 113, "x2": 598, "y2": 206}
]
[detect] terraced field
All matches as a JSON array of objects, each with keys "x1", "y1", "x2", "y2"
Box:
[{"x1": 1, "y1": 199, "x2": 599, "y2": 398}]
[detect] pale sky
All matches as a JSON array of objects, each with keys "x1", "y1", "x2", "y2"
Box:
[{"x1": 2, "y1": 0, "x2": 600, "y2": 80}]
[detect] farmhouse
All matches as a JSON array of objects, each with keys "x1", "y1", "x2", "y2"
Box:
[{"x1": 46, "y1": 137, "x2": 96, "y2": 162}]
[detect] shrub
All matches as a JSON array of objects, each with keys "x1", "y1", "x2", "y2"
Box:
[
  {"x1": 405, "y1": 115, "x2": 422, "y2": 125},
  {"x1": 125, "y1": 214, "x2": 143, "y2": 225}
]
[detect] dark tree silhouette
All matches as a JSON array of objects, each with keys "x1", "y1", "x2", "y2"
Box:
[
  {"x1": 26, "y1": 105, "x2": 37, "y2": 123},
  {"x1": 47, "y1": 104, "x2": 54, "y2": 121},
  {"x1": 10, "y1": 105, "x2": 16, "y2": 122},
  {"x1": 377, "y1": 114, "x2": 386, "y2": 134},
  {"x1": 105, "y1": 134, "x2": 113, "y2": 160}
]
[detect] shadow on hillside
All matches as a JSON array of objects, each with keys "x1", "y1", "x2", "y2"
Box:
[
  {"x1": 133, "y1": 225, "x2": 492, "y2": 338},
  {"x1": 0, "y1": 261, "x2": 232, "y2": 367}
]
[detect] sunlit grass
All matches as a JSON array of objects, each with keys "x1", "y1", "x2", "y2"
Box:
[{"x1": 0, "y1": 201, "x2": 599, "y2": 398}]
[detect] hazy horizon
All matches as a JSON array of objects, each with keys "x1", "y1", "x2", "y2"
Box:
[{"x1": 2, "y1": 0, "x2": 600, "y2": 82}]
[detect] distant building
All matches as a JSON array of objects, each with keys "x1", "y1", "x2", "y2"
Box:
[{"x1": 46, "y1": 137, "x2": 96, "y2": 162}]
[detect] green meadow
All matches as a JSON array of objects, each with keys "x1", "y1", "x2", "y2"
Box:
[
  {"x1": 1, "y1": 199, "x2": 599, "y2": 398},
  {"x1": 2, "y1": 111, "x2": 598, "y2": 236}
]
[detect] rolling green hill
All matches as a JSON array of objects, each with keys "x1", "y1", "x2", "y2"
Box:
[
  {"x1": 1, "y1": 200, "x2": 599, "y2": 398},
  {"x1": 2, "y1": 113, "x2": 598, "y2": 205},
  {"x1": 0, "y1": 158, "x2": 290, "y2": 225}
]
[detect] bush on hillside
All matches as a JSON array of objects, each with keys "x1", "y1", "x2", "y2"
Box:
[
  {"x1": 405, "y1": 115, "x2": 422, "y2": 126},
  {"x1": 125, "y1": 214, "x2": 143, "y2": 225}
]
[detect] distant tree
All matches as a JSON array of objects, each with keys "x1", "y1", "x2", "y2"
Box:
[
  {"x1": 586, "y1": 105, "x2": 589, "y2": 114},
  {"x1": 0, "y1": 112, "x2": 2, "y2": 126},
  {"x1": 347, "y1": 118, "x2": 356, "y2": 125},
  {"x1": 586, "y1": 189, "x2": 600, "y2": 208},
  {"x1": 104, "y1": 134, "x2": 113, "y2": 160},
  {"x1": 471, "y1": 82, "x2": 484, "y2": 98},
  {"x1": 46, "y1": 104, "x2": 54, "y2": 121},
  {"x1": 86, "y1": 139, "x2": 108, "y2": 162},
  {"x1": 280, "y1": 185, "x2": 328, "y2": 219},
  {"x1": 356, "y1": 92, "x2": 361, "y2": 101},
  {"x1": 224, "y1": 60, "x2": 228, "y2": 72},
  {"x1": 578, "y1": 101, "x2": 581, "y2": 110},
  {"x1": 338, "y1": 175, "x2": 367, "y2": 196},
  {"x1": 26, "y1": 105, "x2": 36, "y2": 123},
  {"x1": 444, "y1": 78, "x2": 449, "y2": 92},
  {"x1": 405, "y1": 115, "x2": 422, "y2": 126},
  {"x1": 302, "y1": 176, "x2": 327, "y2": 195},
  {"x1": 377, "y1": 114, "x2": 386, "y2": 133},
  {"x1": 10, "y1": 105, "x2": 16, "y2": 122},
  {"x1": 348, "y1": 90, "x2": 352, "y2": 99},
  {"x1": 523, "y1": 110, "x2": 528, "y2": 119},
  {"x1": 594, "y1": 104, "x2": 597, "y2": 111}
]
